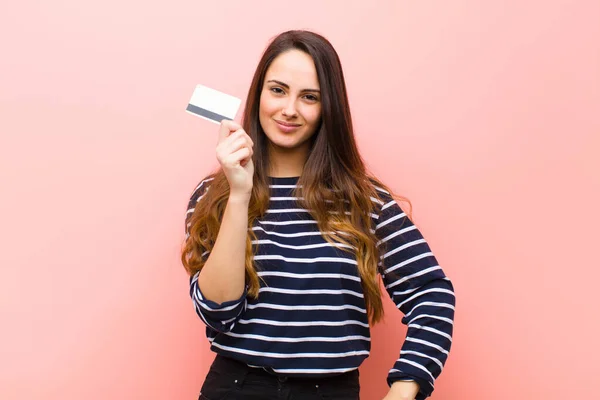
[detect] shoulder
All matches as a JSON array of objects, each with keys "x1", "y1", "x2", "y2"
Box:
[
  {"x1": 185, "y1": 174, "x2": 216, "y2": 236},
  {"x1": 367, "y1": 177, "x2": 398, "y2": 212},
  {"x1": 366, "y1": 177, "x2": 414, "y2": 232},
  {"x1": 186, "y1": 174, "x2": 216, "y2": 210}
]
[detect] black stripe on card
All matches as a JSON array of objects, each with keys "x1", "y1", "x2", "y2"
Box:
[{"x1": 186, "y1": 103, "x2": 231, "y2": 123}]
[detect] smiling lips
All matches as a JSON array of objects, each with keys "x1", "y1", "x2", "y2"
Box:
[{"x1": 274, "y1": 120, "x2": 302, "y2": 133}]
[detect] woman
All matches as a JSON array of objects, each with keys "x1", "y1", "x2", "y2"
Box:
[{"x1": 182, "y1": 30, "x2": 455, "y2": 400}]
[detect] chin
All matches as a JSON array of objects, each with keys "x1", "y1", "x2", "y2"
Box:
[
  {"x1": 270, "y1": 137, "x2": 299, "y2": 149},
  {"x1": 266, "y1": 128, "x2": 298, "y2": 142}
]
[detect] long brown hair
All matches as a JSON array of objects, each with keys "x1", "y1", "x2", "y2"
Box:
[{"x1": 182, "y1": 30, "x2": 409, "y2": 325}]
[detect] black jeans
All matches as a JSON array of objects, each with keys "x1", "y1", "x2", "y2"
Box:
[{"x1": 199, "y1": 355, "x2": 360, "y2": 400}]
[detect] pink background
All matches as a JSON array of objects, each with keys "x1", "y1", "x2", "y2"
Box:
[{"x1": 1, "y1": 1, "x2": 599, "y2": 399}]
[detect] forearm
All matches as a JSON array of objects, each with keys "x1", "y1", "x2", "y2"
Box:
[
  {"x1": 197, "y1": 195, "x2": 249, "y2": 303},
  {"x1": 387, "y1": 381, "x2": 420, "y2": 400}
]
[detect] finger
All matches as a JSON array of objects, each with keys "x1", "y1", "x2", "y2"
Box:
[
  {"x1": 246, "y1": 134, "x2": 254, "y2": 148},
  {"x1": 226, "y1": 137, "x2": 251, "y2": 154},
  {"x1": 221, "y1": 129, "x2": 253, "y2": 150},
  {"x1": 232, "y1": 129, "x2": 254, "y2": 148},
  {"x1": 241, "y1": 156, "x2": 254, "y2": 168},
  {"x1": 223, "y1": 137, "x2": 252, "y2": 156},
  {"x1": 239, "y1": 130, "x2": 254, "y2": 148},
  {"x1": 216, "y1": 135, "x2": 249, "y2": 164},
  {"x1": 218, "y1": 120, "x2": 242, "y2": 142},
  {"x1": 224, "y1": 147, "x2": 252, "y2": 167}
]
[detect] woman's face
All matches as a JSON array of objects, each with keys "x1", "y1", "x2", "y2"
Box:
[{"x1": 259, "y1": 49, "x2": 322, "y2": 153}]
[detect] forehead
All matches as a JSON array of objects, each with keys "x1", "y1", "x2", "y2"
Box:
[{"x1": 265, "y1": 50, "x2": 320, "y2": 88}]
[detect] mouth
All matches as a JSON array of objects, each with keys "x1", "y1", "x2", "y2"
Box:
[{"x1": 274, "y1": 120, "x2": 302, "y2": 133}]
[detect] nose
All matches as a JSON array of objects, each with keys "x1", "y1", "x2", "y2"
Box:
[{"x1": 282, "y1": 98, "x2": 298, "y2": 117}]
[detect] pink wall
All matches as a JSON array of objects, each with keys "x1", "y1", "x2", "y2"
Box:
[{"x1": 1, "y1": 1, "x2": 598, "y2": 399}]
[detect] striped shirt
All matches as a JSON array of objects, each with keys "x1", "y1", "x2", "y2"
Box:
[{"x1": 185, "y1": 176, "x2": 455, "y2": 399}]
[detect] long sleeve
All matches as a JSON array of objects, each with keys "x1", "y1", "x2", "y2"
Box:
[
  {"x1": 185, "y1": 177, "x2": 248, "y2": 333},
  {"x1": 375, "y1": 190, "x2": 455, "y2": 399},
  {"x1": 189, "y1": 271, "x2": 247, "y2": 333}
]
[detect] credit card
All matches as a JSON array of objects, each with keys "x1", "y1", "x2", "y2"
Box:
[{"x1": 186, "y1": 84, "x2": 241, "y2": 124}]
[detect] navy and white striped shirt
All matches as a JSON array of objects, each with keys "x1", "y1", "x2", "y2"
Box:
[{"x1": 185, "y1": 176, "x2": 455, "y2": 399}]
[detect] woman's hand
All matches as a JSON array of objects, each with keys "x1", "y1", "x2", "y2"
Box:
[
  {"x1": 215, "y1": 120, "x2": 254, "y2": 199},
  {"x1": 381, "y1": 381, "x2": 419, "y2": 400}
]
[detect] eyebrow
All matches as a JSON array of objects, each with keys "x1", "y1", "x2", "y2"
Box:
[{"x1": 267, "y1": 79, "x2": 320, "y2": 93}]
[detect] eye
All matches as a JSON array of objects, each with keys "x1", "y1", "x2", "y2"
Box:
[
  {"x1": 304, "y1": 94, "x2": 319, "y2": 102},
  {"x1": 270, "y1": 87, "x2": 284, "y2": 95}
]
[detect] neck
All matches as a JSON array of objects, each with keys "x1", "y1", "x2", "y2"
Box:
[{"x1": 267, "y1": 142, "x2": 308, "y2": 177}]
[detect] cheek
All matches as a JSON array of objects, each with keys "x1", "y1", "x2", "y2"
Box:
[
  {"x1": 258, "y1": 95, "x2": 267, "y2": 116},
  {"x1": 260, "y1": 93, "x2": 279, "y2": 116},
  {"x1": 304, "y1": 106, "x2": 322, "y2": 126}
]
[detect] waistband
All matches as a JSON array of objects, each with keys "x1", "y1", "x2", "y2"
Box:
[{"x1": 212, "y1": 354, "x2": 359, "y2": 383}]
